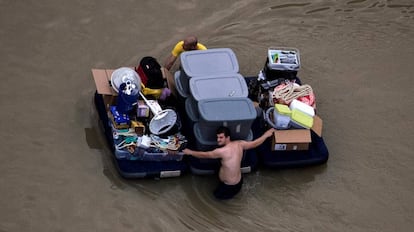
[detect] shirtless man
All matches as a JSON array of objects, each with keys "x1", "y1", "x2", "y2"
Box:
[{"x1": 183, "y1": 126, "x2": 275, "y2": 200}]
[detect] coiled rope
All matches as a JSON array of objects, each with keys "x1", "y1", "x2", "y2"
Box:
[{"x1": 272, "y1": 83, "x2": 313, "y2": 104}]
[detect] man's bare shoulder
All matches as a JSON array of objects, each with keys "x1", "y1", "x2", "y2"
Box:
[{"x1": 230, "y1": 140, "x2": 249, "y2": 148}]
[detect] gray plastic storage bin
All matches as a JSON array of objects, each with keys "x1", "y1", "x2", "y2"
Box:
[
  {"x1": 196, "y1": 97, "x2": 257, "y2": 140},
  {"x1": 174, "y1": 70, "x2": 190, "y2": 98},
  {"x1": 189, "y1": 73, "x2": 248, "y2": 101},
  {"x1": 185, "y1": 96, "x2": 199, "y2": 122},
  {"x1": 180, "y1": 48, "x2": 239, "y2": 78},
  {"x1": 114, "y1": 146, "x2": 183, "y2": 161},
  {"x1": 193, "y1": 123, "x2": 253, "y2": 151}
]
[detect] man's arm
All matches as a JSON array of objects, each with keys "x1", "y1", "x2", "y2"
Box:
[
  {"x1": 164, "y1": 41, "x2": 183, "y2": 70},
  {"x1": 164, "y1": 54, "x2": 177, "y2": 71},
  {"x1": 183, "y1": 148, "x2": 221, "y2": 159},
  {"x1": 241, "y1": 128, "x2": 275, "y2": 150}
]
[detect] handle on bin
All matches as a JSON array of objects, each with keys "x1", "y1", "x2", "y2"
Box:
[{"x1": 264, "y1": 107, "x2": 277, "y2": 128}]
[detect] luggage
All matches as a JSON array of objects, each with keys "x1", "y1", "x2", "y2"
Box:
[{"x1": 135, "y1": 56, "x2": 165, "y2": 89}]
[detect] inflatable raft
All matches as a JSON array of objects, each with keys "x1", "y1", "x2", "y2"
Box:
[{"x1": 91, "y1": 47, "x2": 329, "y2": 179}]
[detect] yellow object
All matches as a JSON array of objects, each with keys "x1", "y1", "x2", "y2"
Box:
[
  {"x1": 290, "y1": 109, "x2": 314, "y2": 129},
  {"x1": 141, "y1": 83, "x2": 162, "y2": 99},
  {"x1": 171, "y1": 41, "x2": 207, "y2": 57},
  {"x1": 130, "y1": 120, "x2": 145, "y2": 136},
  {"x1": 275, "y1": 104, "x2": 291, "y2": 116}
]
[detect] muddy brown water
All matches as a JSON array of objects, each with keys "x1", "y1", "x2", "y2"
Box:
[{"x1": 1, "y1": 0, "x2": 413, "y2": 231}]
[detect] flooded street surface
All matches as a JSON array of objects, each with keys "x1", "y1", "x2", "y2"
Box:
[{"x1": 1, "y1": 0, "x2": 413, "y2": 231}]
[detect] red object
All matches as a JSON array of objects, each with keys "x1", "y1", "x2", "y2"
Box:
[{"x1": 135, "y1": 65, "x2": 148, "y2": 86}]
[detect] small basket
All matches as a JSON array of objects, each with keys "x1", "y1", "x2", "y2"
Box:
[{"x1": 267, "y1": 47, "x2": 300, "y2": 71}]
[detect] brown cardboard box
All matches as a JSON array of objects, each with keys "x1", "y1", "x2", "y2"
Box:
[
  {"x1": 311, "y1": 115, "x2": 323, "y2": 137},
  {"x1": 272, "y1": 129, "x2": 311, "y2": 151},
  {"x1": 91, "y1": 69, "x2": 118, "y2": 110},
  {"x1": 271, "y1": 114, "x2": 323, "y2": 151},
  {"x1": 91, "y1": 69, "x2": 117, "y2": 96}
]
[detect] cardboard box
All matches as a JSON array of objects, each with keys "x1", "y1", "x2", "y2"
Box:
[
  {"x1": 311, "y1": 115, "x2": 323, "y2": 137},
  {"x1": 91, "y1": 69, "x2": 117, "y2": 96},
  {"x1": 272, "y1": 129, "x2": 311, "y2": 151},
  {"x1": 91, "y1": 69, "x2": 118, "y2": 110},
  {"x1": 271, "y1": 114, "x2": 323, "y2": 151}
]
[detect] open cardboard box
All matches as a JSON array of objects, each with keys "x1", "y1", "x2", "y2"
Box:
[
  {"x1": 91, "y1": 69, "x2": 118, "y2": 110},
  {"x1": 271, "y1": 115, "x2": 323, "y2": 151}
]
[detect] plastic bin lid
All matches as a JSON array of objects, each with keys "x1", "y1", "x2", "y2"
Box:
[
  {"x1": 197, "y1": 97, "x2": 257, "y2": 122},
  {"x1": 289, "y1": 99, "x2": 315, "y2": 117},
  {"x1": 275, "y1": 104, "x2": 291, "y2": 116},
  {"x1": 180, "y1": 48, "x2": 239, "y2": 77},
  {"x1": 189, "y1": 73, "x2": 248, "y2": 101}
]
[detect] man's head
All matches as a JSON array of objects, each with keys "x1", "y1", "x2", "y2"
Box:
[
  {"x1": 182, "y1": 35, "x2": 198, "y2": 51},
  {"x1": 216, "y1": 126, "x2": 231, "y2": 146}
]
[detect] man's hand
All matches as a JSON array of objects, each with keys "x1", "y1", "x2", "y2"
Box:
[
  {"x1": 182, "y1": 148, "x2": 192, "y2": 155},
  {"x1": 265, "y1": 128, "x2": 275, "y2": 138}
]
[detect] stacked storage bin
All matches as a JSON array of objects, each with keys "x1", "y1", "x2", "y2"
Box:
[
  {"x1": 174, "y1": 48, "x2": 239, "y2": 100},
  {"x1": 174, "y1": 48, "x2": 258, "y2": 175},
  {"x1": 175, "y1": 48, "x2": 241, "y2": 136}
]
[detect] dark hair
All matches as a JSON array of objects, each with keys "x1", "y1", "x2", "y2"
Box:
[{"x1": 216, "y1": 126, "x2": 231, "y2": 138}]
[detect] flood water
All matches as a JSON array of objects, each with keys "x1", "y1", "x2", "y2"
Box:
[{"x1": 1, "y1": 0, "x2": 413, "y2": 231}]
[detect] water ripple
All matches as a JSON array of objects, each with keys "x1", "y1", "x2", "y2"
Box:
[
  {"x1": 387, "y1": 4, "x2": 413, "y2": 8},
  {"x1": 305, "y1": 7, "x2": 331, "y2": 14},
  {"x1": 270, "y1": 2, "x2": 311, "y2": 10},
  {"x1": 347, "y1": 0, "x2": 368, "y2": 5}
]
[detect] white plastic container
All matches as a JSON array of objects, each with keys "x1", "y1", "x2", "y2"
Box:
[
  {"x1": 267, "y1": 47, "x2": 300, "y2": 71},
  {"x1": 274, "y1": 104, "x2": 291, "y2": 129},
  {"x1": 289, "y1": 99, "x2": 315, "y2": 117}
]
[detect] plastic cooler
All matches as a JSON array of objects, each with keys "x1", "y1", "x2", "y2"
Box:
[
  {"x1": 289, "y1": 99, "x2": 315, "y2": 129},
  {"x1": 189, "y1": 73, "x2": 248, "y2": 101},
  {"x1": 196, "y1": 97, "x2": 257, "y2": 141},
  {"x1": 289, "y1": 99, "x2": 315, "y2": 117}
]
